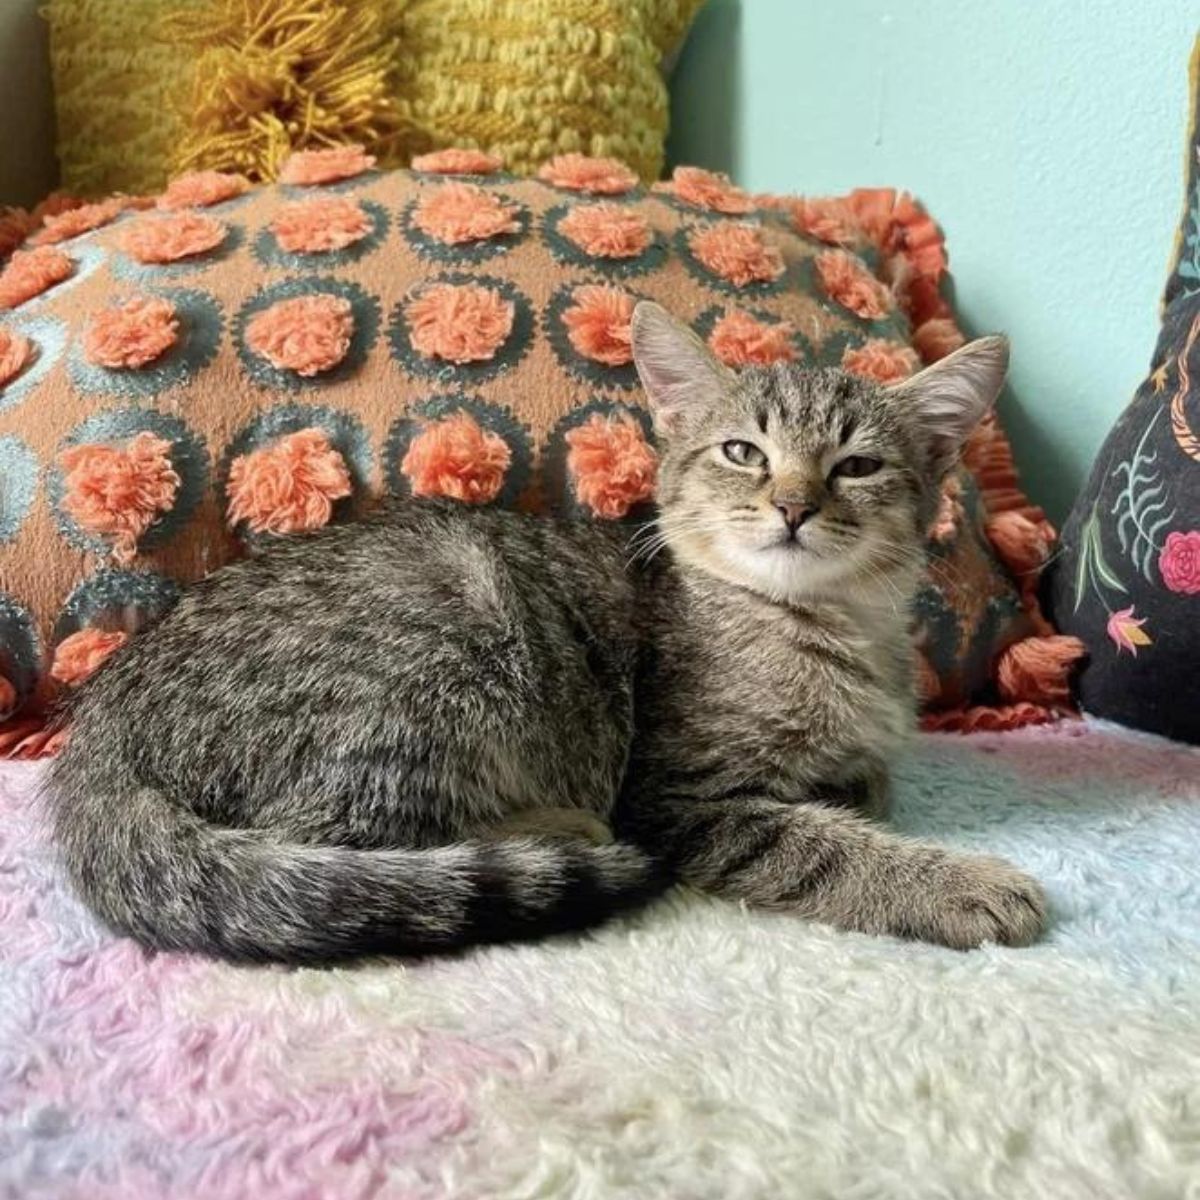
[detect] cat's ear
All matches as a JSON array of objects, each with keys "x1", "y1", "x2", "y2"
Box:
[
  {"x1": 889, "y1": 335, "x2": 1009, "y2": 479},
  {"x1": 631, "y1": 301, "x2": 735, "y2": 435}
]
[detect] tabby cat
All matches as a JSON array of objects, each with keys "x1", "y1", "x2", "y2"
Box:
[{"x1": 47, "y1": 302, "x2": 1045, "y2": 961}]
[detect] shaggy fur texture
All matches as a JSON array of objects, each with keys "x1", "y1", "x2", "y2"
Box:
[
  {"x1": 46, "y1": 308, "x2": 1038, "y2": 961},
  {"x1": 3, "y1": 722, "x2": 1199, "y2": 1199}
]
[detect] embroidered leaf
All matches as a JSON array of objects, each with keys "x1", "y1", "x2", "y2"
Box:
[
  {"x1": 1089, "y1": 517, "x2": 1127, "y2": 594},
  {"x1": 1115, "y1": 507, "x2": 1132, "y2": 554},
  {"x1": 1147, "y1": 510, "x2": 1176, "y2": 545},
  {"x1": 1073, "y1": 513, "x2": 1094, "y2": 612},
  {"x1": 1109, "y1": 409, "x2": 1170, "y2": 579},
  {"x1": 1124, "y1": 619, "x2": 1152, "y2": 648},
  {"x1": 1139, "y1": 480, "x2": 1166, "y2": 504}
]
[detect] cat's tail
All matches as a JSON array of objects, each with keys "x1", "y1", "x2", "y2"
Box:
[{"x1": 46, "y1": 777, "x2": 665, "y2": 963}]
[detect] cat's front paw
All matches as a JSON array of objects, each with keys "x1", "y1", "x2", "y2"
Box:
[{"x1": 910, "y1": 852, "x2": 1046, "y2": 950}]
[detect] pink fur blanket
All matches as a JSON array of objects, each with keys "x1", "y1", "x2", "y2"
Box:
[{"x1": 3, "y1": 723, "x2": 1199, "y2": 1198}]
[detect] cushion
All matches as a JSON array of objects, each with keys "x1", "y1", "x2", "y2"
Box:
[
  {"x1": 0, "y1": 152, "x2": 1063, "y2": 752},
  {"x1": 1045, "y1": 39, "x2": 1200, "y2": 744},
  {"x1": 43, "y1": 0, "x2": 704, "y2": 197}
]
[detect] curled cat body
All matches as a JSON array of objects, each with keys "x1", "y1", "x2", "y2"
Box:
[{"x1": 47, "y1": 302, "x2": 1046, "y2": 962}]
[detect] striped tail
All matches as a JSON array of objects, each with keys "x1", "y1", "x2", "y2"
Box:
[{"x1": 47, "y1": 779, "x2": 665, "y2": 963}]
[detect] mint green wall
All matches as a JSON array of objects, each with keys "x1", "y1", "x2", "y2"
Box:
[{"x1": 668, "y1": 1, "x2": 1197, "y2": 523}]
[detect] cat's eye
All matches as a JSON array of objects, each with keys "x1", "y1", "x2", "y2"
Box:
[
  {"x1": 722, "y1": 440, "x2": 767, "y2": 468},
  {"x1": 831, "y1": 455, "x2": 884, "y2": 480}
]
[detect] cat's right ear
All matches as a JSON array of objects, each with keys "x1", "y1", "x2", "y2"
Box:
[
  {"x1": 888, "y1": 334, "x2": 1009, "y2": 480},
  {"x1": 631, "y1": 301, "x2": 734, "y2": 435}
]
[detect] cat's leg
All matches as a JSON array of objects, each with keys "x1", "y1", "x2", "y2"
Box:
[
  {"x1": 811, "y1": 759, "x2": 891, "y2": 820},
  {"x1": 628, "y1": 792, "x2": 1044, "y2": 949}
]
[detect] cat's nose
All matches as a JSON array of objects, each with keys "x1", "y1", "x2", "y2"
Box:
[{"x1": 775, "y1": 501, "x2": 817, "y2": 533}]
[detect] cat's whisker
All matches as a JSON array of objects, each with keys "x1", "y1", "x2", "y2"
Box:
[
  {"x1": 625, "y1": 518, "x2": 668, "y2": 546},
  {"x1": 626, "y1": 515, "x2": 725, "y2": 566},
  {"x1": 858, "y1": 563, "x2": 904, "y2": 616},
  {"x1": 626, "y1": 514, "x2": 712, "y2": 548},
  {"x1": 628, "y1": 520, "x2": 730, "y2": 567}
]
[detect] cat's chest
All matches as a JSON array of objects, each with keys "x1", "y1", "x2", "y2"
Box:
[
  {"x1": 664, "y1": 595, "x2": 914, "y2": 768},
  {"x1": 750, "y1": 627, "x2": 905, "y2": 734}
]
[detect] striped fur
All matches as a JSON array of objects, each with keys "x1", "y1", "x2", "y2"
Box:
[{"x1": 48, "y1": 504, "x2": 663, "y2": 961}]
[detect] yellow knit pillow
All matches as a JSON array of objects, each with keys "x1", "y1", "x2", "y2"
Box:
[
  {"x1": 44, "y1": 0, "x2": 191, "y2": 198},
  {"x1": 44, "y1": 0, "x2": 704, "y2": 197}
]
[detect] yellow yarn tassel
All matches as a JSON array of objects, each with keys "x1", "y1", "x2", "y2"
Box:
[{"x1": 160, "y1": 0, "x2": 418, "y2": 182}]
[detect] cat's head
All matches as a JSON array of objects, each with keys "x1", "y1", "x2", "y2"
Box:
[{"x1": 630, "y1": 301, "x2": 1008, "y2": 606}]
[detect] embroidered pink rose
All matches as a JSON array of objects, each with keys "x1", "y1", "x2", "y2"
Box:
[
  {"x1": 1158, "y1": 530, "x2": 1200, "y2": 593},
  {"x1": 1106, "y1": 606, "x2": 1151, "y2": 656}
]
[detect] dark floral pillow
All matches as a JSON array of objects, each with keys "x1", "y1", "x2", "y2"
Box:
[{"x1": 1045, "y1": 44, "x2": 1200, "y2": 743}]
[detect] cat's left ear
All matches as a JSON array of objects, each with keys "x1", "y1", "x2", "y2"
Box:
[
  {"x1": 631, "y1": 301, "x2": 736, "y2": 435},
  {"x1": 889, "y1": 335, "x2": 1009, "y2": 479}
]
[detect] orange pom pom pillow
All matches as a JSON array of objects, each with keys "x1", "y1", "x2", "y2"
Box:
[{"x1": 0, "y1": 151, "x2": 1064, "y2": 746}]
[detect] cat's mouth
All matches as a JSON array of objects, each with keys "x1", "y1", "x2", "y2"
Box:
[
  {"x1": 763, "y1": 526, "x2": 816, "y2": 554},
  {"x1": 756, "y1": 524, "x2": 861, "y2": 565},
  {"x1": 747, "y1": 538, "x2": 824, "y2": 569}
]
